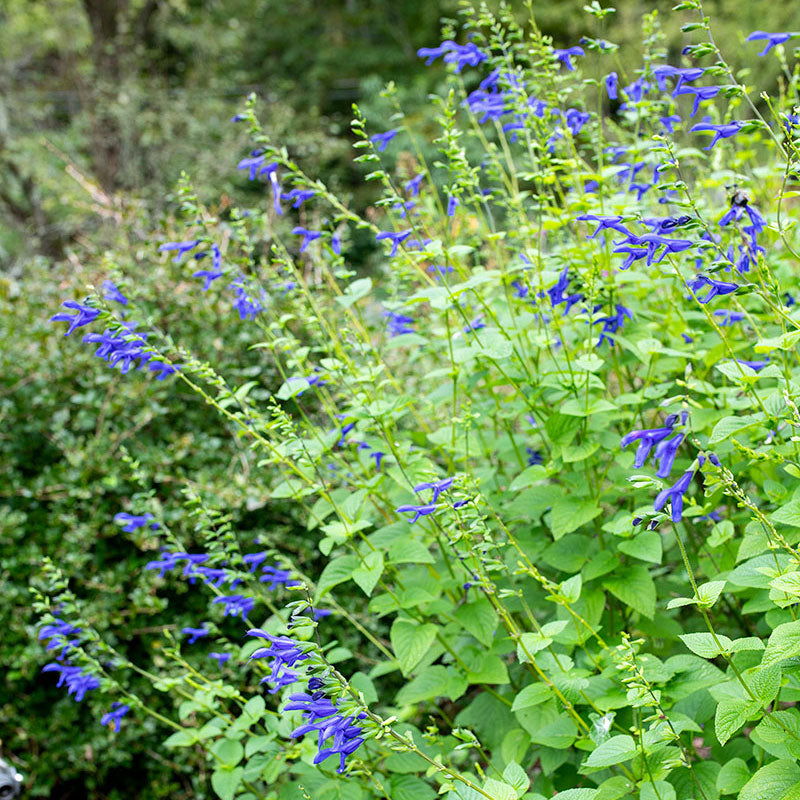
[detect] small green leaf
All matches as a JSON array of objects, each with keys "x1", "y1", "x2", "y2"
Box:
[
  {"x1": 352, "y1": 550, "x2": 383, "y2": 596},
  {"x1": 583, "y1": 735, "x2": 638, "y2": 769},
  {"x1": 680, "y1": 632, "x2": 732, "y2": 658},
  {"x1": 618, "y1": 531, "x2": 662, "y2": 563},
  {"x1": 603, "y1": 565, "x2": 655, "y2": 619},
  {"x1": 390, "y1": 619, "x2": 437, "y2": 676},
  {"x1": 739, "y1": 760, "x2": 800, "y2": 800},
  {"x1": 502, "y1": 761, "x2": 530, "y2": 798},
  {"x1": 716, "y1": 758, "x2": 750, "y2": 794},
  {"x1": 211, "y1": 767, "x2": 244, "y2": 800},
  {"x1": 763, "y1": 620, "x2": 800, "y2": 665}
]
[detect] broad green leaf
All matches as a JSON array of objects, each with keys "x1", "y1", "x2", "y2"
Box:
[
  {"x1": 502, "y1": 761, "x2": 530, "y2": 798},
  {"x1": 549, "y1": 498, "x2": 602, "y2": 539},
  {"x1": 680, "y1": 632, "x2": 732, "y2": 658},
  {"x1": 212, "y1": 738, "x2": 244, "y2": 768},
  {"x1": 618, "y1": 531, "x2": 662, "y2": 563},
  {"x1": 352, "y1": 550, "x2": 383, "y2": 596},
  {"x1": 716, "y1": 758, "x2": 750, "y2": 794},
  {"x1": 387, "y1": 538, "x2": 435, "y2": 564},
  {"x1": 454, "y1": 598, "x2": 498, "y2": 646},
  {"x1": 390, "y1": 775, "x2": 436, "y2": 800},
  {"x1": 583, "y1": 735, "x2": 638, "y2": 769},
  {"x1": 316, "y1": 555, "x2": 359, "y2": 598},
  {"x1": 511, "y1": 682, "x2": 552, "y2": 711},
  {"x1": 211, "y1": 767, "x2": 244, "y2": 800},
  {"x1": 336, "y1": 277, "x2": 372, "y2": 308},
  {"x1": 553, "y1": 791, "x2": 599, "y2": 800},
  {"x1": 482, "y1": 779, "x2": 517, "y2": 800},
  {"x1": 763, "y1": 620, "x2": 800, "y2": 665},
  {"x1": 715, "y1": 698, "x2": 760, "y2": 745},
  {"x1": 739, "y1": 760, "x2": 800, "y2": 800},
  {"x1": 466, "y1": 654, "x2": 509, "y2": 685},
  {"x1": 163, "y1": 729, "x2": 198, "y2": 747},
  {"x1": 603, "y1": 565, "x2": 655, "y2": 619},
  {"x1": 773, "y1": 501, "x2": 800, "y2": 527},
  {"x1": 390, "y1": 619, "x2": 437, "y2": 676},
  {"x1": 640, "y1": 782, "x2": 676, "y2": 800},
  {"x1": 709, "y1": 414, "x2": 763, "y2": 444}
]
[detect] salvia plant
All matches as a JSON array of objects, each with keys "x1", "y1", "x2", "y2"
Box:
[{"x1": 34, "y1": 1, "x2": 800, "y2": 798}]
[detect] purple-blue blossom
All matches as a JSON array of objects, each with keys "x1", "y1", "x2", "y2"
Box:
[
  {"x1": 114, "y1": 512, "x2": 159, "y2": 532},
  {"x1": 193, "y1": 244, "x2": 223, "y2": 290},
  {"x1": 396, "y1": 502, "x2": 438, "y2": 523},
  {"x1": 746, "y1": 31, "x2": 797, "y2": 56},
  {"x1": 102, "y1": 281, "x2": 128, "y2": 305},
  {"x1": 417, "y1": 40, "x2": 487, "y2": 72},
  {"x1": 182, "y1": 625, "x2": 210, "y2": 644},
  {"x1": 689, "y1": 121, "x2": 744, "y2": 150},
  {"x1": 50, "y1": 301, "x2": 100, "y2": 336},
  {"x1": 554, "y1": 46, "x2": 584, "y2": 71},
  {"x1": 247, "y1": 629, "x2": 309, "y2": 693},
  {"x1": 159, "y1": 240, "x2": 200, "y2": 262},
  {"x1": 375, "y1": 229, "x2": 412, "y2": 257},
  {"x1": 687, "y1": 274, "x2": 739, "y2": 304},
  {"x1": 370, "y1": 130, "x2": 397, "y2": 152},
  {"x1": 654, "y1": 464, "x2": 698, "y2": 522},
  {"x1": 100, "y1": 702, "x2": 130, "y2": 733},
  {"x1": 42, "y1": 663, "x2": 101, "y2": 702},
  {"x1": 213, "y1": 594, "x2": 255, "y2": 618}
]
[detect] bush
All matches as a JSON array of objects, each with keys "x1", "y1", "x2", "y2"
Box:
[{"x1": 21, "y1": 2, "x2": 800, "y2": 799}]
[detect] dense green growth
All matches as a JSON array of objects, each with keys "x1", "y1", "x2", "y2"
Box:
[{"x1": 8, "y1": 1, "x2": 800, "y2": 799}]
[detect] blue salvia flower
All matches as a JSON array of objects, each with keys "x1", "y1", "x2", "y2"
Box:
[
  {"x1": 242, "y1": 551, "x2": 268, "y2": 572},
  {"x1": 687, "y1": 274, "x2": 739, "y2": 303},
  {"x1": 621, "y1": 418, "x2": 677, "y2": 468},
  {"x1": 414, "y1": 477, "x2": 455, "y2": 502},
  {"x1": 595, "y1": 305, "x2": 633, "y2": 347},
  {"x1": 654, "y1": 461, "x2": 702, "y2": 522},
  {"x1": 417, "y1": 40, "x2": 487, "y2": 72},
  {"x1": 784, "y1": 292, "x2": 796, "y2": 307},
  {"x1": 654, "y1": 433, "x2": 684, "y2": 478},
  {"x1": 396, "y1": 502, "x2": 438, "y2": 523},
  {"x1": 283, "y1": 189, "x2": 316, "y2": 208},
  {"x1": 737, "y1": 358, "x2": 770, "y2": 371},
  {"x1": 285, "y1": 692, "x2": 366, "y2": 774},
  {"x1": 145, "y1": 550, "x2": 183, "y2": 577},
  {"x1": 370, "y1": 130, "x2": 397, "y2": 152},
  {"x1": 237, "y1": 153, "x2": 282, "y2": 215},
  {"x1": 247, "y1": 629, "x2": 309, "y2": 693},
  {"x1": 511, "y1": 280, "x2": 529, "y2": 299},
  {"x1": 114, "y1": 512, "x2": 158, "y2": 532},
  {"x1": 576, "y1": 214, "x2": 632, "y2": 239},
  {"x1": 605, "y1": 72, "x2": 618, "y2": 100},
  {"x1": 332, "y1": 233, "x2": 342, "y2": 255},
  {"x1": 50, "y1": 301, "x2": 100, "y2": 336},
  {"x1": 181, "y1": 625, "x2": 209, "y2": 644},
  {"x1": 746, "y1": 31, "x2": 797, "y2": 55},
  {"x1": 230, "y1": 280, "x2": 263, "y2": 320},
  {"x1": 526, "y1": 448, "x2": 543, "y2": 466},
  {"x1": 405, "y1": 174, "x2": 424, "y2": 196},
  {"x1": 689, "y1": 120, "x2": 743, "y2": 150},
  {"x1": 38, "y1": 617, "x2": 82, "y2": 658},
  {"x1": 42, "y1": 663, "x2": 101, "y2": 702},
  {"x1": 714, "y1": 310, "x2": 745, "y2": 326},
  {"x1": 546, "y1": 266, "x2": 583, "y2": 312},
  {"x1": 292, "y1": 227, "x2": 322, "y2": 253},
  {"x1": 370, "y1": 451, "x2": 384, "y2": 471},
  {"x1": 209, "y1": 652, "x2": 231, "y2": 665},
  {"x1": 553, "y1": 46, "x2": 584, "y2": 71},
  {"x1": 147, "y1": 360, "x2": 179, "y2": 380},
  {"x1": 213, "y1": 594, "x2": 255, "y2": 618},
  {"x1": 102, "y1": 281, "x2": 128, "y2": 305},
  {"x1": 82, "y1": 324, "x2": 152, "y2": 374},
  {"x1": 375, "y1": 229, "x2": 412, "y2": 257},
  {"x1": 159, "y1": 240, "x2": 200, "y2": 262},
  {"x1": 100, "y1": 702, "x2": 130, "y2": 732},
  {"x1": 674, "y1": 85, "x2": 720, "y2": 117},
  {"x1": 615, "y1": 233, "x2": 694, "y2": 267},
  {"x1": 193, "y1": 244, "x2": 223, "y2": 290},
  {"x1": 260, "y1": 565, "x2": 301, "y2": 590},
  {"x1": 384, "y1": 310, "x2": 415, "y2": 337},
  {"x1": 447, "y1": 196, "x2": 459, "y2": 216},
  {"x1": 660, "y1": 114, "x2": 682, "y2": 133},
  {"x1": 463, "y1": 316, "x2": 486, "y2": 332}
]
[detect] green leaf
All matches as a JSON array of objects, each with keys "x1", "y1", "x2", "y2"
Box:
[
  {"x1": 336, "y1": 277, "x2": 372, "y2": 308},
  {"x1": 466, "y1": 653, "x2": 509, "y2": 684},
  {"x1": 603, "y1": 565, "x2": 656, "y2": 619},
  {"x1": 163, "y1": 730, "x2": 198, "y2": 747},
  {"x1": 390, "y1": 775, "x2": 436, "y2": 800},
  {"x1": 512, "y1": 683, "x2": 552, "y2": 711},
  {"x1": 715, "y1": 698, "x2": 760, "y2": 745},
  {"x1": 211, "y1": 767, "x2": 244, "y2": 800},
  {"x1": 749, "y1": 663, "x2": 781, "y2": 704},
  {"x1": 242, "y1": 695, "x2": 265, "y2": 723},
  {"x1": 709, "y1": 414, "x2": 763, "y2": 444},
  {"x1": 553, "y1": 791, "x2": 599, "y2": 800},
  {"x1": 763, "y1": 620, "x2": 800, "y2": 665},
  {"x1": 454, "y1": 598, "x2": 498, "y2": 646},
  {"x1": 396, "y1": 666, "x2": 452, "y2": 705},
  {"x1": 502, "y1": 761, "x2": 530, "y2": 798},
  {"x1": 583, "y1": 735, "x2": 638, "y2": 769},
  {"x1": 387, "y1": 538, "x2": 435, "y2": 564},
  {"x1": 390, "y1": 619, "x2": 437, "y2": 676},
  {"x1": 549, "y1": 498, "x2": 602, "y2": 539},
  {"x1": 316, "y1": 555, "x2": 359, "y2": 598},
  {"x1": 617, "y1": 531, "x2": 662, "y2": 563},
  {"x1": 739, "y1": 760, "x2": 800, "y2": 800},
  {"x1": 772, "y1": 501, "x2": 800, "y2": 527},
  {"x1": 680, "y1": 632, "x2": 732, "y2": 658},
  {"x1": 212, "y1": 738, "x2": 244, "y2": 768},
  {"x1": 352, "y1": 551, "x2": 383, "y2": 596},
  {"x1": 508, "y1": 464, "x2": 548, "y2": 491},
  {"x1": 716, "y1": 758, "x2": 750, "y2": 794},
  {"x1": 640, "y1": 782, "x2": 676, "y2": 800}
]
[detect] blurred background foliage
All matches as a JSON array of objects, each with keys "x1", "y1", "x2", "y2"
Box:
[{"x1": 1, "y1": 1, "x2": 799, "y2": 797}]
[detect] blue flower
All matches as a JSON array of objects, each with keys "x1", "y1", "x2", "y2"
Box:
[
  {"x1": 660, "y1": 114, "x2": 682, "y2": 134},
  {"x1": 283, "y1": 189, "x2": 316, "y2": 208},
  {"x1": 285, "y1": 692, "x2": 366, "y2": 774},
  {"x1": 405, "y1": 174, "x2": 424, "y2": 196},
  {"x1": 38, "y1": 617, "x2": 82, "y2": 658},
  {"x1": 396, "y1": 502, "x2": 438, "y2": 523},
  {"x1": 375, "y1": 229, "x2": 412, "y2": 257},
  {"x1": 193, "y1": 244, "x2": 224, "y2": 290},
  {"x1": 554, "y1": 46, "x2": 585, "y2": 71},
  {"x1": 654, "y1": 465, "x2": 698, "y2": 522},
  {"x1": 159, "y1": 240, "x2": 200, "y2": 262},
  {"x1": 447, "y1": 196, "x2": 460, "y2": 216},
  {"x1": 576, "y1": 214, "x2": 632, "y2": 239},
  {"x1": 689, "y1": 120, "x2": 743, "y2": 150},
  {"x1": 50, "y1": 301, "x2": 100, "y2": 336},
  {"x1": 230, "y1": 280, "x2": 263, "y2": 320},
  {"x1": 414, "y1": 477, "x2": 455, "y2": 502},
  {"x1": 526, "y1": 448, "x2": 543, "y2": 466},
  {"x1": 384, "y1": 310, "x2": 415, "y2": 336},
  {"x1": 102, "y1": 281, "x2": 128, "y2": 305},
  {"x1": 654, "y1": 433, "x2": 684, "y2": 478},
  {"x1": 209, "y1": 652, "x2": 231, "y2": 665},
  {"x1": 605, "y1": 72, "x2": 618, "y2": 100},
  {"x1": 100, "y1": 702, "x2": 130, "y2": 733},
  {"x1": 292, "y1": 227, "x2": 323, "y2": 253},
  {"x1": 417, "y1": 40, "x2": 487, "y2": 72},
  {"x1": 237, "y1": 154, "x2": 282, "y2": 215},
  {"x1": 247, "y1": 629, "x2": 309, "y2": 693},
  {"x1": 463, "y1": 315, "x2": 486, "y2": 332},
  {"x1": 737, "y1": 358, "x2": 770, "y2": 371},
  {"x1": 82, "y1": 324, "x2": 152, "y2": 374},
  {"x1": 714, "y1": 310, "x2": 745, "y2": 326},
  {"x1": 260, "y1": 565, "x2": 301, "y2": 590},
  {"x1": 182, "y1": 625, "x2": 209, "y2": 644},
  {"x1": 674, "y1": 85, "x2": 720, "y2": 117},
  {"x1": 42, "y1": 663, "x2": 100, "y2": 702},
  {"x1": 621, "y1": 420, "x2": 677, "y2": 468},
  {"x1": 687, "y1": 274, "x2": 739, "y2": 303},
  {"x1": 546, "y1": 266, "x2": 583, "y2": 312},
  {"x1": 595, "y1": 305, "x2": 633, "y2": 347},
  {"x1": 370, "y1": 130, "x2": 397, "y2": 152},
  {"x1": 213, "y1": 594, "x2": 255, "y2": 618},
  {"x1": 148, "y1": 360, "x2": 179, "y2": 380},
  {"x1": 114, "y1": 512, "x2": 159, "y2": 532},
  {"x1": 746, "y1": 31, "x2": 796, "y2": 55}
]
